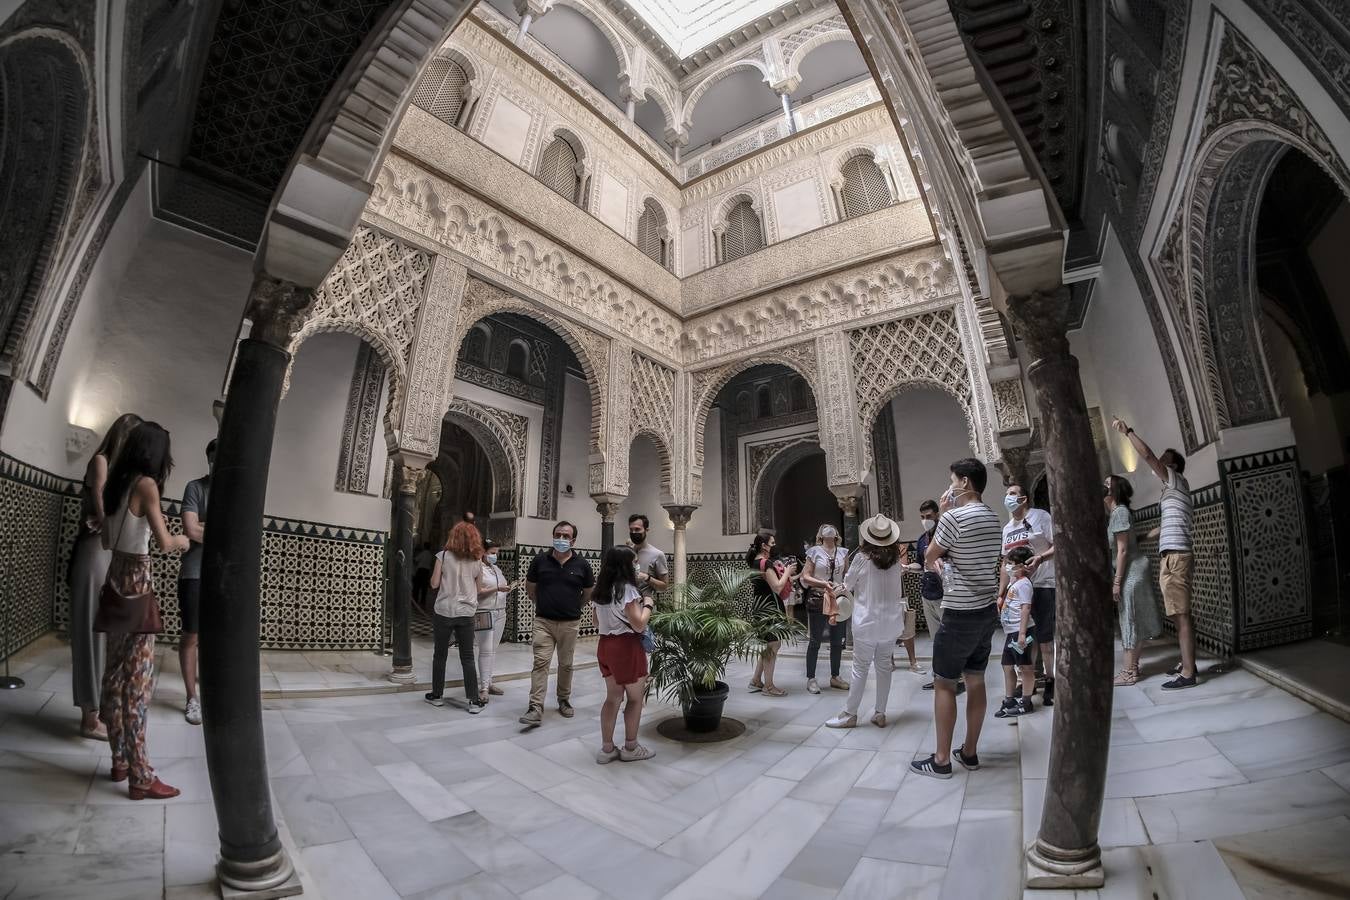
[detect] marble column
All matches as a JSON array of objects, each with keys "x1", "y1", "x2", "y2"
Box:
[
  {"x1": 596, "y1": 501, "x2": 620, "y2": 553},
  {"x1": 515, "y1": 12, "x2": 533, "y2": 43},
  {"x1": 625, "y1": 97, "x2": 636, "y2": 120},
  {"x1": 1009, "y1": 288, "x2": 1113, "y2": 889},
  {"x1": 664, "y1": 505, "x2": 697, "y2": 588},
  {"x1": 198, "y1": 272, "x2": 307, "y2": 896},
  {"x1": 778, "y1": 91, "x2": 796, "y2": 135},
  {"x1": 837, "y1": 494, "x2": 860, "y2": 549},
  {"x1": 388, "y1": 463, "x2": 425, "y2": 685}
]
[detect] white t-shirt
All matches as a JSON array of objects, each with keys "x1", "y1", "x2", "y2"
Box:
[
  {"x1": 1001, "y1": 578, "x2": 1035, "y2": 634},
  {"x1": 807, "y1": 545, "x2": 847, "y2": 581},
  {"x1": 476, "y1": 562, "x2": 510, "y2": 611},
  {"x1": 592, "y1": 583, "x2": 643, "y2": 636},
  {"x1": 1002, "y1": 508, "x2": 1055, "y2": 589},
  {"x1": 434, "y1": 551, "x2": 483, "y2": 618}
]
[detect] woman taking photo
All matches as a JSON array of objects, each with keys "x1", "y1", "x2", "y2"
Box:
[
  {"x1": 801, "y1": 524, "x2": 848, "y2": 694},
  {"x1": 426, "y1": 521, "x2": 487, "y2": 713},
  {"x1": 1105, "y1": 475, "x2": 1163, "y2": 685},
  {"x1": 827, "y1": 515, "x2": 907, "y2": 728},
  {"x1": 746, "y1": 532, "x2": 796, "y2": 697},
  {"x1": 474, "y1": 538, "x2": 514, "y2": 701},
  {"x1": 97, "y1": 422, "x2": 189, "y2": 799},
  {"x1": 592, "y1": 545, "x2": 655, "y2": 763},
  {"x1": 69, "y1": 412, "x2": 142, "y2": 740}
]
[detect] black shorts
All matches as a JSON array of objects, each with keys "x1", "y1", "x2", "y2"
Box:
[
  {"x1": 178, "y1": 579, "x2": 201, "y2": 634},
  {"x1": 931, "y1": 605, "x2": 999, "y2": 681},
  {"x1": 1031, "y1": 587, "x2": 1056, "y2": 640},
  {"x1": 1000, "y1": 628, "x2": 1036, "y2": 666}
]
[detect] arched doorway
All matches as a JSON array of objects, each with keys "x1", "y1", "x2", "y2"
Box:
[
  {"x1": 772, "y1": 450, "x2": 841, "y2": 560},
  {"x1": 427, "y1": 420, "x2": 495, "y2": 548}
]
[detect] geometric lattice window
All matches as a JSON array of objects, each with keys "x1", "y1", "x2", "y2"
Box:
[
  {"x1": 505, "y1": 340, "x2": 529, "y2": 380},
  {"x1": 411, "y1": 58, "x2": 470, "y2": 128},
  {"x1": 840, "y1": 155, "x2": 893, "y2": 219},
  {"x1": 637, "y1": 198, "x2": 669, "y2": 269},
  {"x1": 539, "y1": 136, "x2": 582, "y2": 205},
  {"x1": 463, "y1": 324, "x2": 489, "y2": 366},
  {"x1": 723, "y1": 199, "x2": 764, "y2": 262}
]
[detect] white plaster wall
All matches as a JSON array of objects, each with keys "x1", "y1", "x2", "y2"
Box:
[
  {"x1": 1076, "y1": 227, "x2": 1206, "y2": 503},
  {"x1": 617, "y1": 435, "x2": 674, "y2": 552},
  {"x1": 687, "y1": 409, "x2": 734, "y2": 553},
  {"x1": 890, "y1": 387, "x2": 999, "y2": 536},
  {"x1": 13, "y1": 207, "x2": 252, "y2": 498},
  {"x1": 772, "y1": 179, "x2": 825, "y2": 240},
  {"x1": 269, "y1": 332, "x2": 392, "y2": 529},
  {"x1": 2, "y1": 172, "x2": 157, "y2": 476},
  {"x1": 481, "y1": 94, "x2": 534, "y2": 165}
]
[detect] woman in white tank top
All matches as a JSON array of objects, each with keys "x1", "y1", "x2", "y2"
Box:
[{"x1": 96, "y1": 422, "x2": 189, "y2": 801}]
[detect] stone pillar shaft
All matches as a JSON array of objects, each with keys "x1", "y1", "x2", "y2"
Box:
[
  {"x1": 516, "y1": 12, "x2": 533, "y2": 44},
  {"x1": 1011, "y1": 288, "x2": 1113, "y2": 887},
  {"x1": 596, "y1": 501, "x2": 621, "y2": 554},
  {"x1": 199, "y1": 273, "x2": 308, "y2": 895},
  {"x1": 779, "y1": 91, "x2": 795, "y2": 134},
  {"x1": 664, "y1": 506, "x2": 697, "y2": 589},
  {"x1": 388, "y1": 465, "x2": 421, "y2": 684}
]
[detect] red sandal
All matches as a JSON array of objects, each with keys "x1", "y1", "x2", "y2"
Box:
[{"x1": 129, "y1": 778, "x2": 180, "y2": 800}]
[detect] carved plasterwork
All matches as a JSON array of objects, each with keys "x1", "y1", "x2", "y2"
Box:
[
  {"x1": 848, "y1": 309, "x2": 978, "y2": 456},
  {"x1": 683, "y1": 239, "x2": 957, "y2": 361},
  {"x1": 400, "y1": 256, "x2": 469, "y2": 459},
  {"x1": 991, "y1": 378, "x2": 1030, "y2": 433},
  {"x1": 336, "y1": 343, "x2": 386, "y2": 494},
  {"x1": 446, "y1": 397, "x2": 528, "y2": 514},
  {"x1": 370, "y1": 149, "x2": 680, "y2": 358},
  {"x1": 816, "y1": 329, "x2": 862, "y2": 486},
  {"x1": 453, "y1": 275, "x2": 610, "y2": 456}
]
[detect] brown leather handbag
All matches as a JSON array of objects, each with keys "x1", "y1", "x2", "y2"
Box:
[{"x1": 93, "y1": 579, "x2": 163, "y2": 634}]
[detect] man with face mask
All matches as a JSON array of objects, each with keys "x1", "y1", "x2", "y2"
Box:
[
  {"x1": 912, "y1": 458, "x2": 1003, "y2": 779},
  {"x1": 177, "y1": 438, "x2": 215, "y2": 725},
  {"x1": 521, "y1": 521, "x2": 595, "y2": 726},
  {"x1": 1113, "y1": 418, "x2": 1198, "y2": 690},
  {"x1": 999, "y1": 484, "x2": 1056, "y2": 707},
  {"x1": 626, "y1": 514, "x2": 669, "y2": 603}
]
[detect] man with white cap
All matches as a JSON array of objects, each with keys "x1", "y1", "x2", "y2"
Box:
[{"x1": 825, "y1": 515, "x2": 908, "y2": 729}]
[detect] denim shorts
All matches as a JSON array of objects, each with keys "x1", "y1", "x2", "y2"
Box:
[{"x1": 931, "y1": 605, "x2": 999, "y2": 681}]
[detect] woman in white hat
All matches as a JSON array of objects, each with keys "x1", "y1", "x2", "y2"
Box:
[{"x1": 826, "y1": 514, "x2": 908, "y2": 728}]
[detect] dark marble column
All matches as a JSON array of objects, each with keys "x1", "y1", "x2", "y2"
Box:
[
  {"x1": 837, "y1": 495, "x2": 860, "y2": 549},
  {"x1": 596, "y1": 501, "x2": 620, "y2": 554},
  {"x1": 1009, "y1": 288, "x2": 1113, "y2": 888},
  {"x1": 388, "y1": 463, "x2": 423, "y2": 684},
  {"x1": 199, "y1": 273, "x2": 310, "y2": 896}
]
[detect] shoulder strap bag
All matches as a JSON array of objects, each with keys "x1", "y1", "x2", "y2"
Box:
[{"x1": 92, "y1": 500, "x2": 163, "y2": 634}]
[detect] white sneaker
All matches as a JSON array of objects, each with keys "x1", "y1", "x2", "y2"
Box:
[
  {"x1": 184, "y1": 698, "x2": 202, "y2": 725},
  {"x1": 807, "y1": 678, "x2": 821, "y2": 694},
  {"x1": 825, "y1": 712, "x2": 857, "y2": 729}
]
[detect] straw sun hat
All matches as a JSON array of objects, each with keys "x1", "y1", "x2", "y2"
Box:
[{"x1": 859, "y1": 514, "x2": 901, "y2": 547}]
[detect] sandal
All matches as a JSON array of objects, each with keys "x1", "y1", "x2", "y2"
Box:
[
  {"x1": 762, "y1": 686, "x2": 787, "y2": 697},
  {"x1": 747, "y1": 681, "x2": 764, "y2": 693},
  {"x1": 1113, "y1": 668, "x2": 1138, "y2": 686}
]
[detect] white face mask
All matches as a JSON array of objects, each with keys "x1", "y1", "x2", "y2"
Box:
[
  {"x1": 922, "y1": 519, "x2": 936, "y2": 532},
  {"x1": 486, "y1": 554, "x2": 498, "y2": 565}
]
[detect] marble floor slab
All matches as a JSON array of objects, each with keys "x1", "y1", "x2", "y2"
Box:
[{"x1": 1136, "y1": 769, "x2": 1350, "y2": 842}]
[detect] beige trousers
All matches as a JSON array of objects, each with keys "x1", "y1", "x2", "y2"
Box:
[{"x1": 528, "y1": 617, "x2": 579, "y2": 709}]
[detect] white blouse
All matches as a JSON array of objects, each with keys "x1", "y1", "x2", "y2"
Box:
[
  {"x1": 476, "y1": 562, "x2": 510, "y2": 611},
  {"x1": 433, "y1": 551, "x2": 483, "y2": 619},
  {"x1": 843, "y1": 553, "x2": 907, "y2": 644}
]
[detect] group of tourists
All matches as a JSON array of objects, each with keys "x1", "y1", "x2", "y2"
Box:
[{"x1": 69, "y1": 414, "x2": 212, "y2": 801}]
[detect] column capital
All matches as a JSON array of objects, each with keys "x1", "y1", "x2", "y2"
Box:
[
  {"x1": 395, "y1": 461, "x2": 430, "y2": 495},
  {"x1": 1005, "y1": 286, "x2": 1072, "y2": 357},
  {"x1": 664, "y1": 127, "x2": 689, "y2": 148},
  {"x1": 834, "y1": 494, "x2": 861, "y2": 516},
  {"x1": 514, "y1": 0, "x2": 550, "y2": 18},
  {"x1": 245, "y1": 271, "x2": 315, "y2": 349},
  {"x1": 593, "y1": 497, "x2": 624, "y2": 521},
  {"x1": 663, "y1": 505, "x2": 697, "y2": 528},
  {"x1": 769, "y1": 77, "x2": 801, "y2": 95}
]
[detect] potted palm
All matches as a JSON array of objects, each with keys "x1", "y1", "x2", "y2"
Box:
[{"x1": 648, "y1": 566, "x2": 804, "y2": 732}]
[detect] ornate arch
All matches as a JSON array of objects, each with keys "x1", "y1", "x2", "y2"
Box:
[
  {"x1": 689, "y1": 342, "x2": 820, "y2": 469},
  {"x1": 630, "y1": 429, "x2": 675, "y2": 506},
  {"x1": 0, "y1": 29, "x2": 98, "y2": 380},
  {"x1": 714, "y1": 189, "x2": 764, "y2": 223},
  {"x1": 751, "y1": 438, "x2": 822, "y2": 531},
  {"x1": 445, "y1": 398, "x2": 525, "y2": 515},
  {"x1": 680, "y1": 59, "x2": 771, "y2": 129},
  {"x1": 783, "y1": 23, "x2": 855, "y2": 85},
  {"x1": 549, "y1": 0, "x2": 631, "y2": 77},
  {"x1": 640, "y1": 86, "x2": 677, "y2": 133},
  {"x1": 453, "y1": 276, "x2": 609, "y2": 455}
]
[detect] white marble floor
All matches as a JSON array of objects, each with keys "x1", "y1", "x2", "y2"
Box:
[{"x1": 3, "y1": 635, "x2": 1350, "y2": 898}]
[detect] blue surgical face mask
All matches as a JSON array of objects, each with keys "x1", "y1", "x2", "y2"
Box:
[
  {"x1": 486, "y1": 554, "x2": 498, "y2": 565},
  {"x1": 1003, "y1": 494, "x2": 1023, "y2": 512},
  {"x1": 552, "y1": 538, "x2": 572, "y2": 553}
]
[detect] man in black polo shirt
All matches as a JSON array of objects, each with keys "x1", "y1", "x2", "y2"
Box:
[{"x1": 520, "y1": 520, "x2": 595, "y2": 727}]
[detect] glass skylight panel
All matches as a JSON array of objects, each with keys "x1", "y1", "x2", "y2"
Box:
[{"x1": 624, "y1": 0, "x2": 791, "y2": 56}]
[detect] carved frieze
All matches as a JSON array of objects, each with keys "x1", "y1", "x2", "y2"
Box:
[{"x1": 990, "y1": 378, "x2": 1029, "y2": 433}]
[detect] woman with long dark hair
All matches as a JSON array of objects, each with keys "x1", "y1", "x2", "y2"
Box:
[
  {"x1": 98, "y1": 421, "x2": 189, "y2": 799},
  {"x1": 69, "y1": 412, "x2": 142, "y2": 740},
  {"x1": 592, "y1": 545, "x2": 655, "y2": 763},
  {"x1": 1105, "y1": 475, "x2": 1163, "y2": 685},
  {"x1": 746, "y1": 531, "x2": 796, "y2": 696},
  {"x1": 827, "y1": 516, "x2": 907, "y2": 729},
  {"x1": 426, "y1": 521, "x2": 487, "y2": 713}
]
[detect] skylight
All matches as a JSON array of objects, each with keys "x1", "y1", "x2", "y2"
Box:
[{"x1": 625, "y1": 0, "x2": 792, "y2": 56}]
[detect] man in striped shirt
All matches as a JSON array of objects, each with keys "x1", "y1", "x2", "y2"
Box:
[
  {"x1": 912, "y1": 458, "x2": 1004, "y2": 779},
  {"x1": 1114, "y1": 418, "x2": 1198, "y2": 689}
]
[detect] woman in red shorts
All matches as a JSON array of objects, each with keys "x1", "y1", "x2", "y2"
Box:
[{"x1": 592, "y1": 545, "x2": 656, "y2": 764}]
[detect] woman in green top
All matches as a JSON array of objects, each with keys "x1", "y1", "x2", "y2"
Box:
[{"x1": 1105, "y1": 475, "x2": 1163, "y2": 686}]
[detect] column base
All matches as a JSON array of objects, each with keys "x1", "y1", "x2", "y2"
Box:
[
  {"x1": 1025, "y1": 839, "x2": 1104, "y2": 889},
  {"x1": 387, "y1": 665, "x2": 416, "y2": 685},
  {"x1": 219, "y1": 848, "x2": 301, "y2": 897}
]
